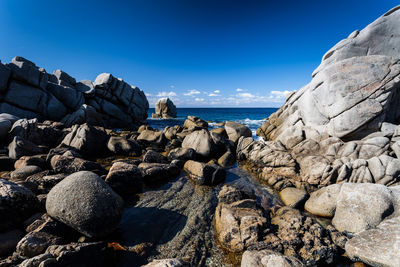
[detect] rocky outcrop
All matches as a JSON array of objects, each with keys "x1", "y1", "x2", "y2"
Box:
[
  {"x1": 249, "y1": 6, "x2": 400, "y2": 189},
  {"x1": 152, "y1": 98, "x2": 177, "y2": 119},
  {"x1": 0, "y1": 57, "x2": 148, "y2": 128}
]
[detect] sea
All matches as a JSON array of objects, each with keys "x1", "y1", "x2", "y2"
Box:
[{"x1": 146, "y1": 107, "x2": 277, "y2": 139}]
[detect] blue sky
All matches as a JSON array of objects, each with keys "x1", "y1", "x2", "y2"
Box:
[{"x1": 0, "y1": 0, "x2": 397, "y2": 107}]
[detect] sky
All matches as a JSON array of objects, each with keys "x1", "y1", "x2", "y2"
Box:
[{"x1": 0, "y1": 0, "x2": 398, "y2": 107}]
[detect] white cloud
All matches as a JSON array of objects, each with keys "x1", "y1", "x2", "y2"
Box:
[
  {"x1": 270, "y1": 90, "x2": 294, "y2": 98},
  {"x1": 195, "y1": 98, "x2": 205, "y2": 102},
  {"x1": 145, "y1": 93, "x2": 152, "y2": 97},
  {"x1": 236, "y1": 88, "x2": 246, "y2": 92},
  {"x1": 157, "y1": 91, "x2": 177, "y2": 97},
  {"x1": 214, "y1": 90, "x2": 220, "y2": 93},
  {"x1": 208, "y1": 93, "x2": 219, "y2": 97},
  {"x1": 184, "y1": 89, "x2": 201, "y2": 96},
  {"x1": 237, "y1": 92, "x2": 254, "y2": 98},
  {"x1": 169, "y1": 85, "x2": 175, "y2": 89}
]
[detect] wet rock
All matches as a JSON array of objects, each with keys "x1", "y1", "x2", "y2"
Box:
[
  {"x1": 50, "y1": 155, "x2": 104, "y2": 174},
  {"x1": 60, "y1": 124, "x2": 107, "y2": 156},
  {"x1": 217, "y1": 151, "x2": 235, "y2": 167},
  {"x1": 105, "y1": 162, "x2": 142, "y2": 196},
  {"x1": 168, "y1": 147, "x2": 197, "y2": 161},
  {"x1": 143, "y1": 150, "x2": 169, "y2": 164},
  {"x1": 8, "y1": 136, "x2": 43, "y2": 159},
  {"x1": 138, "y1": 163, "x2": 180, "y2": 184},
  {"x1": 46, "y1": 171, "x2": 124, "y2": 238},
  {"x1": 0, "y1": 179, "x2": 39, "y2": 230},
  {"x1": 183, "y1": 160, "x2": 225, "y2": 185},
  {"x1": 107, "y1": 136, "x2": 142, "y2": 156},
  {"x1": 0, "y1": 229, "x2": 24, "y2": 256},
  {"x1": 241, "y1": 249, "x2": 305, "y2": 267},
  {"x1": 279, "y1": 187, "x2": 308, "y2": 209},
  {"x1": 16, "y1": 231, "x2": 62, "y2": 258},
  {"x1": 183, "y1": 116, "x2": 208, "y2": 129},
  {"x1": 304, "y1": 184, "x2": 341, "y2": 217},
  {"x1": 143, "y1": 258, "x2": 189, "y2": 267},
  {"x1": 152, "y1": 98, "x2": 177, "y2": 119},
  {"x1": 10, "y1": 165, "x2": 42, "y2": 181},
  {"x1": 225, "y1": 121, "x2": 252, "y2": 143}
]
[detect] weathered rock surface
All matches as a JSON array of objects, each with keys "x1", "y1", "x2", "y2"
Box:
[
  {"x1": 225, "y1": 121, "x2": 252, "y2": 143},
  {"x1": 279, "y1": 187, "x2": 308, "y2": 208},
  {"x1": 152, "y1": 98, "x2": 177, "y2": 119},
  {"x1": 181, "y1": 129, "x2": 216, "y2": 158},
  {"x1": 107, "y1": 136, "x2": 142, "y2": 156},
  {"x1": 304, "y1": 184, "x2": 341, "y2": 217},
  {"x1": 105, "y1": 162, "x2": 142, "y2": 196},
  {"x1": 138, "y1": 163, "x2": 180, "y2": 184},
  {"x1": 183, "y1": 116, "x2": 208, "y2": 129},
  {"x1": 241, "y1": 249, "x2": 305, "y2": 267},
  {"x1": 143, "y1": 258, "x2": 189, "y2": 267},
  {"x1": 0, "y1": 57, "x2": 149, "y2": 128},
  {"x1": 46, "y1": 171, "x2": 124, "y2": 238},
  {"x1": 0, "y1": 179, "x2": 39, "y2": 230}
]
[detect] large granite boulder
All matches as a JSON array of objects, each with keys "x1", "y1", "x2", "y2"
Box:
[
  {"x1": 152, "y1": 98, "x2": 177, "y2": 118},
  {"x1": 224, "y1": 121, "x2": 252, "y2": 143},
  {"x1": 0, "y1": 57, "x2": 149, "y2": 128},
  {"x1": 46, "y1": 171, "x2": 124, "y2": 238}
]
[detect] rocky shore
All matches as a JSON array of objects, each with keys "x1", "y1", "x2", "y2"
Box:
[{"x1": 1, "y1": 4, "x2": 400, "y2": 267}]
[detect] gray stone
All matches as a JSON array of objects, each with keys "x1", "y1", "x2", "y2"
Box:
[
  {"x1": 61, "y1": 104, "x2": 103, "y2": 127},
  {"x1": 143, "y1": 258, "x2": 189, "y2": 267},
  {"x1": 138, "y1": 163, "x2": 180, "y2": 184},
  {"x1": 105, "y1": 162, "x2": 142, "y2": 196},
  {"x1": 0, "y1": 229, "x2": 24, "y2": 256},
  {"x1": 10, "y1": 165, "x2": 42, "y2": 181},
  {"x1": 182, "y1": 129, "x2": 215, "y2": 157},
  {"x1": 183, "y1": 116, "x2": 208, "y2": 129},
  {"x1": 305, "y1": 184, "x2": 341, "y2": 217},
  {"x1": 53, "y1": 69, "x2": 76, "y2": 87},
  {"x1": 279, "y1": 187, "x2": 308, "y2": 208},
  {"x1": 46, "y1": 171, "x2": 124, "y2": 237},
  {"x1": 107, "y1": 136, "x2": 141, "y2": 156},
  {"x1": 224, "y1": 121, "x2": 252, "y2": 143},
  {"x1": 16, "y1": 231, "x2": 62, "y2": 258},
  {"x1": 0, "y1": 62, "x2": 11, "y2": 92},
  {"x1": 46, "y1": 82, "x2": 84, "y2": 110},
  {"x1": 241, "y1": 250, "x2": 304, "y2": 267},
  {"x1": 168, "y1": 147, "x2": 197, "y2": 161},
  {"x1": 7, "y1": 56, "x2": 41, "y2": 87},
  {"x1": 76, "y1": 79, "x2": 95, "y2": 96},
  {"x1": 8, "y1": 136, "x2": 43, "y2": 159},
  {"x1": 143, "y1": 150, "x2": 168, "y2": 163},
  {"x1": 217, "y1": 151, "x2": 235, "y2": 167},
  {"x1": 152, "y1": 98, "x2": 177, "y2": 118},
  {"x1": 61, "y1": 124, "x2": 107, "y2": 156},
  {"x1": 0, "y1": 119, "x2": 11, "y2": 142}
]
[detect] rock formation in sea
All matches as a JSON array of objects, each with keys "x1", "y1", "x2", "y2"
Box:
[
  {"x1": 151, "y1": 98, "x2": 177, "y2": 119},
  {"x1": 0, "y1": 57, "x2": 149, "y2": 128}
]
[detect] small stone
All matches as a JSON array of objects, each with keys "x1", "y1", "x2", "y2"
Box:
[{"x1": 279, "y1": 187, "x2": 308, "y2": 209}]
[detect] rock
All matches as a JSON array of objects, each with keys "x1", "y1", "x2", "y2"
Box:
[
  {"x1": 0, "y1": 179, "x2": 39, "y2": 230},
  {"x1": 163, "y1": 126, "x2": 179, "y2": 140},
  {"x1": 241, "y1": 249, "x2": 305, "y2": 267},
  {"x1": 183, "y1": 116, "x2": 208, "y2": 129},
  {"x1": 217, "y1": 151, "x2": 235, "y2": 167},
  {"x1": 258, "y1": 7, "x2": 400, "y2": 142},
  {"x1": 270, "y1": 207, "x2": 337, "y2": 265},
  {"x1": 46, "y1": 82, "x2": 84, "y2": 110},
  {"x1": 181, "y1": 129, "x2": 215, "y2": 158},
  {"x1": 138, "y1": 163, "x2": 180, "y2": 184},
  {"x1": 137, "y1": 130, "x2": 167, "y2": 148},
  {"x1": 0, "y1": 63, "x2": 11, "y2": 92},
  {"x1": 304, "y1": 184, "x2": 341, "y2": 217},
  {"x1": 0, "y1": 119, "x2": 11, "y2": 142},
  {"x1": 107, "y1": 136, "x2": 142, "y2": 156},
  {"x1": 46, "y1": 171, "x2": 124, "y2": 237},
  {"x1": 14, "y1": 155, "x2": 46, "y2": 170},
  {"x1": 143, "y1": 258, "x2": 189, "y2": 267},
  {"x1": 105, "y1": 162, "x2": 142, "y2": 196},
  {"x1": 152, "y1": 98, "x2": 177, "y2": 119},
  {"x1": 168, "y1": 147, "x2": 197, "y2": 161},
  {"x1": 61, "y1": 104, "x2": 103, "y2": 127},
  {"x1": 75, "y1": 80, "x2": 95, "y2": 95},
  {"x1": 60, "y1": 124, "x2": 107, "y2": 156},
  {"x1": 224, "y1": 121, "x2": 252, "y2": 143},
  {"x1": 279, "y1": 187, "x2": 308, "y2": 209},
  {"x1": 345, "y1": 216, "x2": 400, "y2": 267},
  {"x1": 210, "y1": 127, "x2": 228, "y2": 139},
  {"x1": 142, "y1": 150, "x2": 169, "y2": 164},
  {"x1": 381, "y1": 122, "x2": 397, "y2": 136},
  {"x1": 0, "y1": 229, "x2": 24, "y2": 256},
  {"x1": 0, "y1": 113, "x2": 20, "y2": 125},
  {"x1": 7, "y1": 56, "x2": 42, "y2": 87},
  {"x1": 10, "y1": 165, "x2": 42, "y2": 181},
  {"x1": 183, "y1": 160, "x2": 225, "y2": 185},
  {"x1": 332, "y1": 183, "x2": 396, "y2": 233},
  {"x1": 16, "y1": 231, "x2": 62, "y2": 258},
  {"x1": 50, "y1": 154, "x2": 104, "y2": 174},
  {"x1": 215, "y1": 186, "x2": 267, "y2": 252},
  {"x1": 8, "y1": 136, "x2": 43, "y2": 159},
  {"x1": 53, "y1": 69, "x2": 76, "y2": 87}
]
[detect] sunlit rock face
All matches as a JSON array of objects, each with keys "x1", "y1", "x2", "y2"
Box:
[
  {"x1": 0, "y1": 57, "x2": 149, "y2": 128},
  {"x1": 258, "y1": 6, "x2": 400, "y2": 142}
]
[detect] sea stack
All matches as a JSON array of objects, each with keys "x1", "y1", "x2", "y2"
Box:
[{"x1": 152, "y1": 98, "x2": 177, "y2": 119}]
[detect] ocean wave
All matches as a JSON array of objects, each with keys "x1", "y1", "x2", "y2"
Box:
[{"x1": 234, "y1": 118, "x2": 266, "y2": 127}]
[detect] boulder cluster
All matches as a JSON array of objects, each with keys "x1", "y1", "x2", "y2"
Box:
[
  {"x1": 151, "y1": 98, "x2": 177, "y2": 119},
  {"x1": 0, "y1": 57, "x2": 149, "y2": 129}
]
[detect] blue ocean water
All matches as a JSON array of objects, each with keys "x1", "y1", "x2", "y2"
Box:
[{"x1": 146, "y1": 108, "x2": 277, "y2": 138}]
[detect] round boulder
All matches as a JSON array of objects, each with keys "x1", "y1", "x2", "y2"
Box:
[{"x1": 46, "y1": 171, "x2": 124, "y2": 238}]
